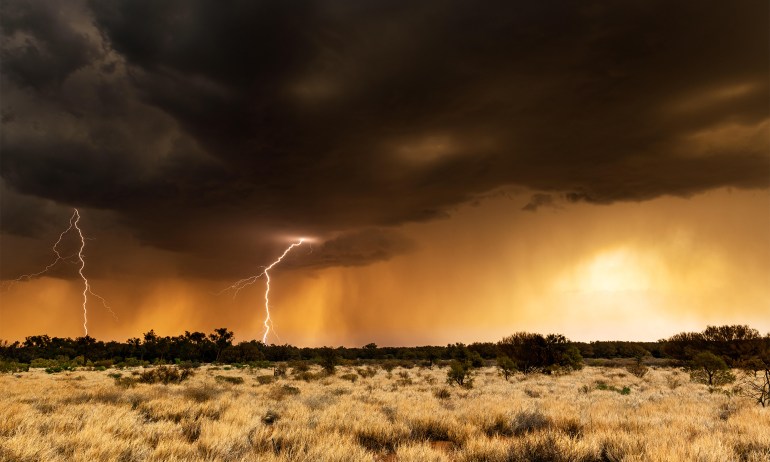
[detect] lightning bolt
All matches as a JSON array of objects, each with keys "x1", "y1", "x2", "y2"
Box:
[
  {"x1": 222, "y1": 239, "x2": 304, "y2": 343},
  {"x1": 2, "y1": 218, "x2": 78, "y2": 289},
  {"x1": 4, "y1": 208, "x2": 116, "y2": 335}
]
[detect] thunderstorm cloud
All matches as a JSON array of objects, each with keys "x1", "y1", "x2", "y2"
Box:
[{"x1": 1, "y1": 0, "x2": 767, "y2": 277}]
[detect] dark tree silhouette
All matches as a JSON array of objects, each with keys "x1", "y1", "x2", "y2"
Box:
[{"x1": 209, "y1": 328, "x2": 234, "y2": 362}]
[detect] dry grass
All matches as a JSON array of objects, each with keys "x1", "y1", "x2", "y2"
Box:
[{"x1": 1, "y1": 365, "x2": 768, "y2": 461}]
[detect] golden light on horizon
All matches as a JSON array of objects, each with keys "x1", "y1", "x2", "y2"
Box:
[
  {"x1": 1, "y1": 189, "x2": 768, "y2": 345},
  {"x1": 558, "y1": 248, "x2": 653, "y2": 294}
]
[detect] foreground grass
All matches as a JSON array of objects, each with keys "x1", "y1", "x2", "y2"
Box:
[{"x1": 1, "y1": 365, "x2": 768, "y2": 461}]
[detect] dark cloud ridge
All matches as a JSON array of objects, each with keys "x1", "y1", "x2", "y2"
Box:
[{"x1": 1, "y1": 0, "x2": 767, "y2": 274}]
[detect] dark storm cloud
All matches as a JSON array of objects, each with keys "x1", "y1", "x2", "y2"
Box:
[
  {"x1": 293, "y1": 229, "x2": 417, "y2": 269},
  {"x1": 522, "y1": 194, "x2": 556, "y2": 212},
  {"x1": 0, "y1": 1, "x2": 100, "y2": 90},
  {"x1": 0, "y1": 180, "x2": 71, "y2": 238},
  {"x1": 1, "y1": 0, "x2": 767, "y2": 274}
]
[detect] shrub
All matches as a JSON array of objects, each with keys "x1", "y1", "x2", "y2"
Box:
[
  {"x1": 269, "y1": 384, "x2": 301, "y2": 400},
  {"x1": 356, "y1": 366, "x2": 377, "y2": 379},
  {"x1": 318, "y1": 347, "x2": 338, "y2": 375},
  {"x1": 115, "y1": 358, "x2": 150, "y2": 368},
  {"x1": 181, "y1": 421, "x2": 201, "y2": 443},
  {"x1": 396, "y1": 371, "x2": 413, "y2": 386},
  {"x1": 434, "y1": 388, "x2": 451, "y2": 400},
  {"x1": 0, "y1": 361, "x2": 29, "y2": 373},
  {"x1": 666, "y1": 374, "x2": 681, "y2": 390},
  {"x1": 737, "y1": 357, "x2": 770, "y2": 407},
  {"x1": 381, "y1": 360, "x2": 398, "y2": 374},
  {"x1": 626, "y1": 362, "x2": 649, "y2": 379},
  {"x1": 215, "y1": 375, "x2": 244, "y2": 385},
  {"x1": 356, "y1": 428, "x2": 401, "y2": 453},
  {"x1": 483, "y1": 413, "x2": 514, "y2": 437},
  {"x1": 523, "y1": 387, "x2": 541, "y2": 398},
  {"x1": 497, "y1": 356, "x2": 517, "y2": 381},
  {"x1": 31, "y1": 358, "x2": 60, "y2": 368},
  {"x1": 294, "y1": 371, "x2": 323, "y2": 382},
  {"x1": 114, "y1": 376, "x2": 138, "y2": 388},
  {"x1": 595, "y1": 381, "x2": 631, "y2": 395},
  {"x1": 409, "y1": 417, "x2": 453, "y2": 442},
  {"x1": 262, "y1": 410, "x2": 280, "y2": 425},
  {"x1": 45, "y1": 366, "x2": 72, "y2": 374},
  {"x1": 138, "y1": 366, "x2": 194, "y2": 384},
  {"x1": 182, "y1": 384, "x2": 221, "y2": 402},
  {"x1": 247, "y1": 360, "x2": 273, "y2": 369},
  {"x1": 511, "y1": 409, "x2": 551, "y2": 435},
  {"x1": 289, "y1": 361, "x2": 310, "y2": 374},
  {"x1": 620, "y1": 386, "x2": 631, "y2": 395},
  {"x1": 557, "y1": 417, "x2": 584, "y2": 438},
  {"x1": 446, "y1": 360, "x2": 474, "y2": 388},
  {"x1": 178, "y1": 361, "x2": 201, "y2": 370},
  {"x1": 688, "y1": 352, "x2": 735, "y2": 386},
  {"x1": 498, "y1": 332, "x2": 583, "y2": 374},
  {"x1": 256, "y1": 375, "x2": 275, "y2": 385},
  {"x1": 508, "y1": 433, "x2": 568, "y2": 462}
]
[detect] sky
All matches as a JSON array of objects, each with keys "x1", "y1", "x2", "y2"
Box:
[{"x1": 1, "y1": 0, "x2": 768, "y2": 345}]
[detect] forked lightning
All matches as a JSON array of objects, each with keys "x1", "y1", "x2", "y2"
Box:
[
  {"x1": 6, "y1": 208, "x2": 115, "y2": 335},
  {"x1": 222, "y1": 239, "x2": 305, "y2": 343}
]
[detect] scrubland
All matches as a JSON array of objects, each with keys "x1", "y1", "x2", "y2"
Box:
[{"x1": 1, "y1": 365, "x2": 768, "y2": 462}]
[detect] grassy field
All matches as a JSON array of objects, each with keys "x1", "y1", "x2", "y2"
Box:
[{"x1": 1, "y1": 365, "x2": 768, "y2": 461}]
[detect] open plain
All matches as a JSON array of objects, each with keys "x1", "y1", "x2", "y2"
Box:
[{"x1": 1, "y1": 365, "x2": 768, "y2": 462}]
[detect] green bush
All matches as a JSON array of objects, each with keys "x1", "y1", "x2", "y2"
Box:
[
  {"x1": 115, "y1": 358, "x2": 150, "y2": 368},
  {"x1": 318, "y1": 347, "x2": 338, "y2": 375},
  {"x1": 31, "y1": 358, "x2": 60, "y2": 368},
  {"x1": 446, "y1": 360, "x2": 474, "y2": 388},
  {"x1": 247, "y1": 360, "x2": 273, "y2": 369},
  {"x1": 688, "y1": 352, "x2": 735, "y2": 386},
  {"x1": 497, "y1": 356, "x2": 517, "y2": 381},
  {"x1": 595, "y1": 381, "x2": 632, "y2": 395},
  {"x1": 45, "y1": 365, "x2": 75, "y2": 374},
  {"x1": 178, "y1": 361, "x2": 201, "y2": 370},
  {"x1": 0, "y1": 361, "x2": 29, "y2": 373}
]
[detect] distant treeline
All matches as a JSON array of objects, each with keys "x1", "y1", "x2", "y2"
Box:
[{"x1": 1, "y1": 324, "x2": 767, "y2": 368}]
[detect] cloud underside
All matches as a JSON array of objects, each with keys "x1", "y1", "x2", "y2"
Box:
[{"x1": 0, "y1": 0, "x2": 767, "y2": 271}]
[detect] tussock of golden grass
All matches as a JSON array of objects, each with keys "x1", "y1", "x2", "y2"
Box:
[{"x1": 1, "y1": 365, "x2": 768, "y2": 461}]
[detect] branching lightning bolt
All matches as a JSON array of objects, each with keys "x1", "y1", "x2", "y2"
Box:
[
  {"x1": 221, "y1": 239, "x2": 304, "y2": 343},
  {"x1": 2, "y1": 220, "x2": 77, "y2": 290},
  {"x1": 4, "y1": 208, "x2": 116, "y2": 335}
]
